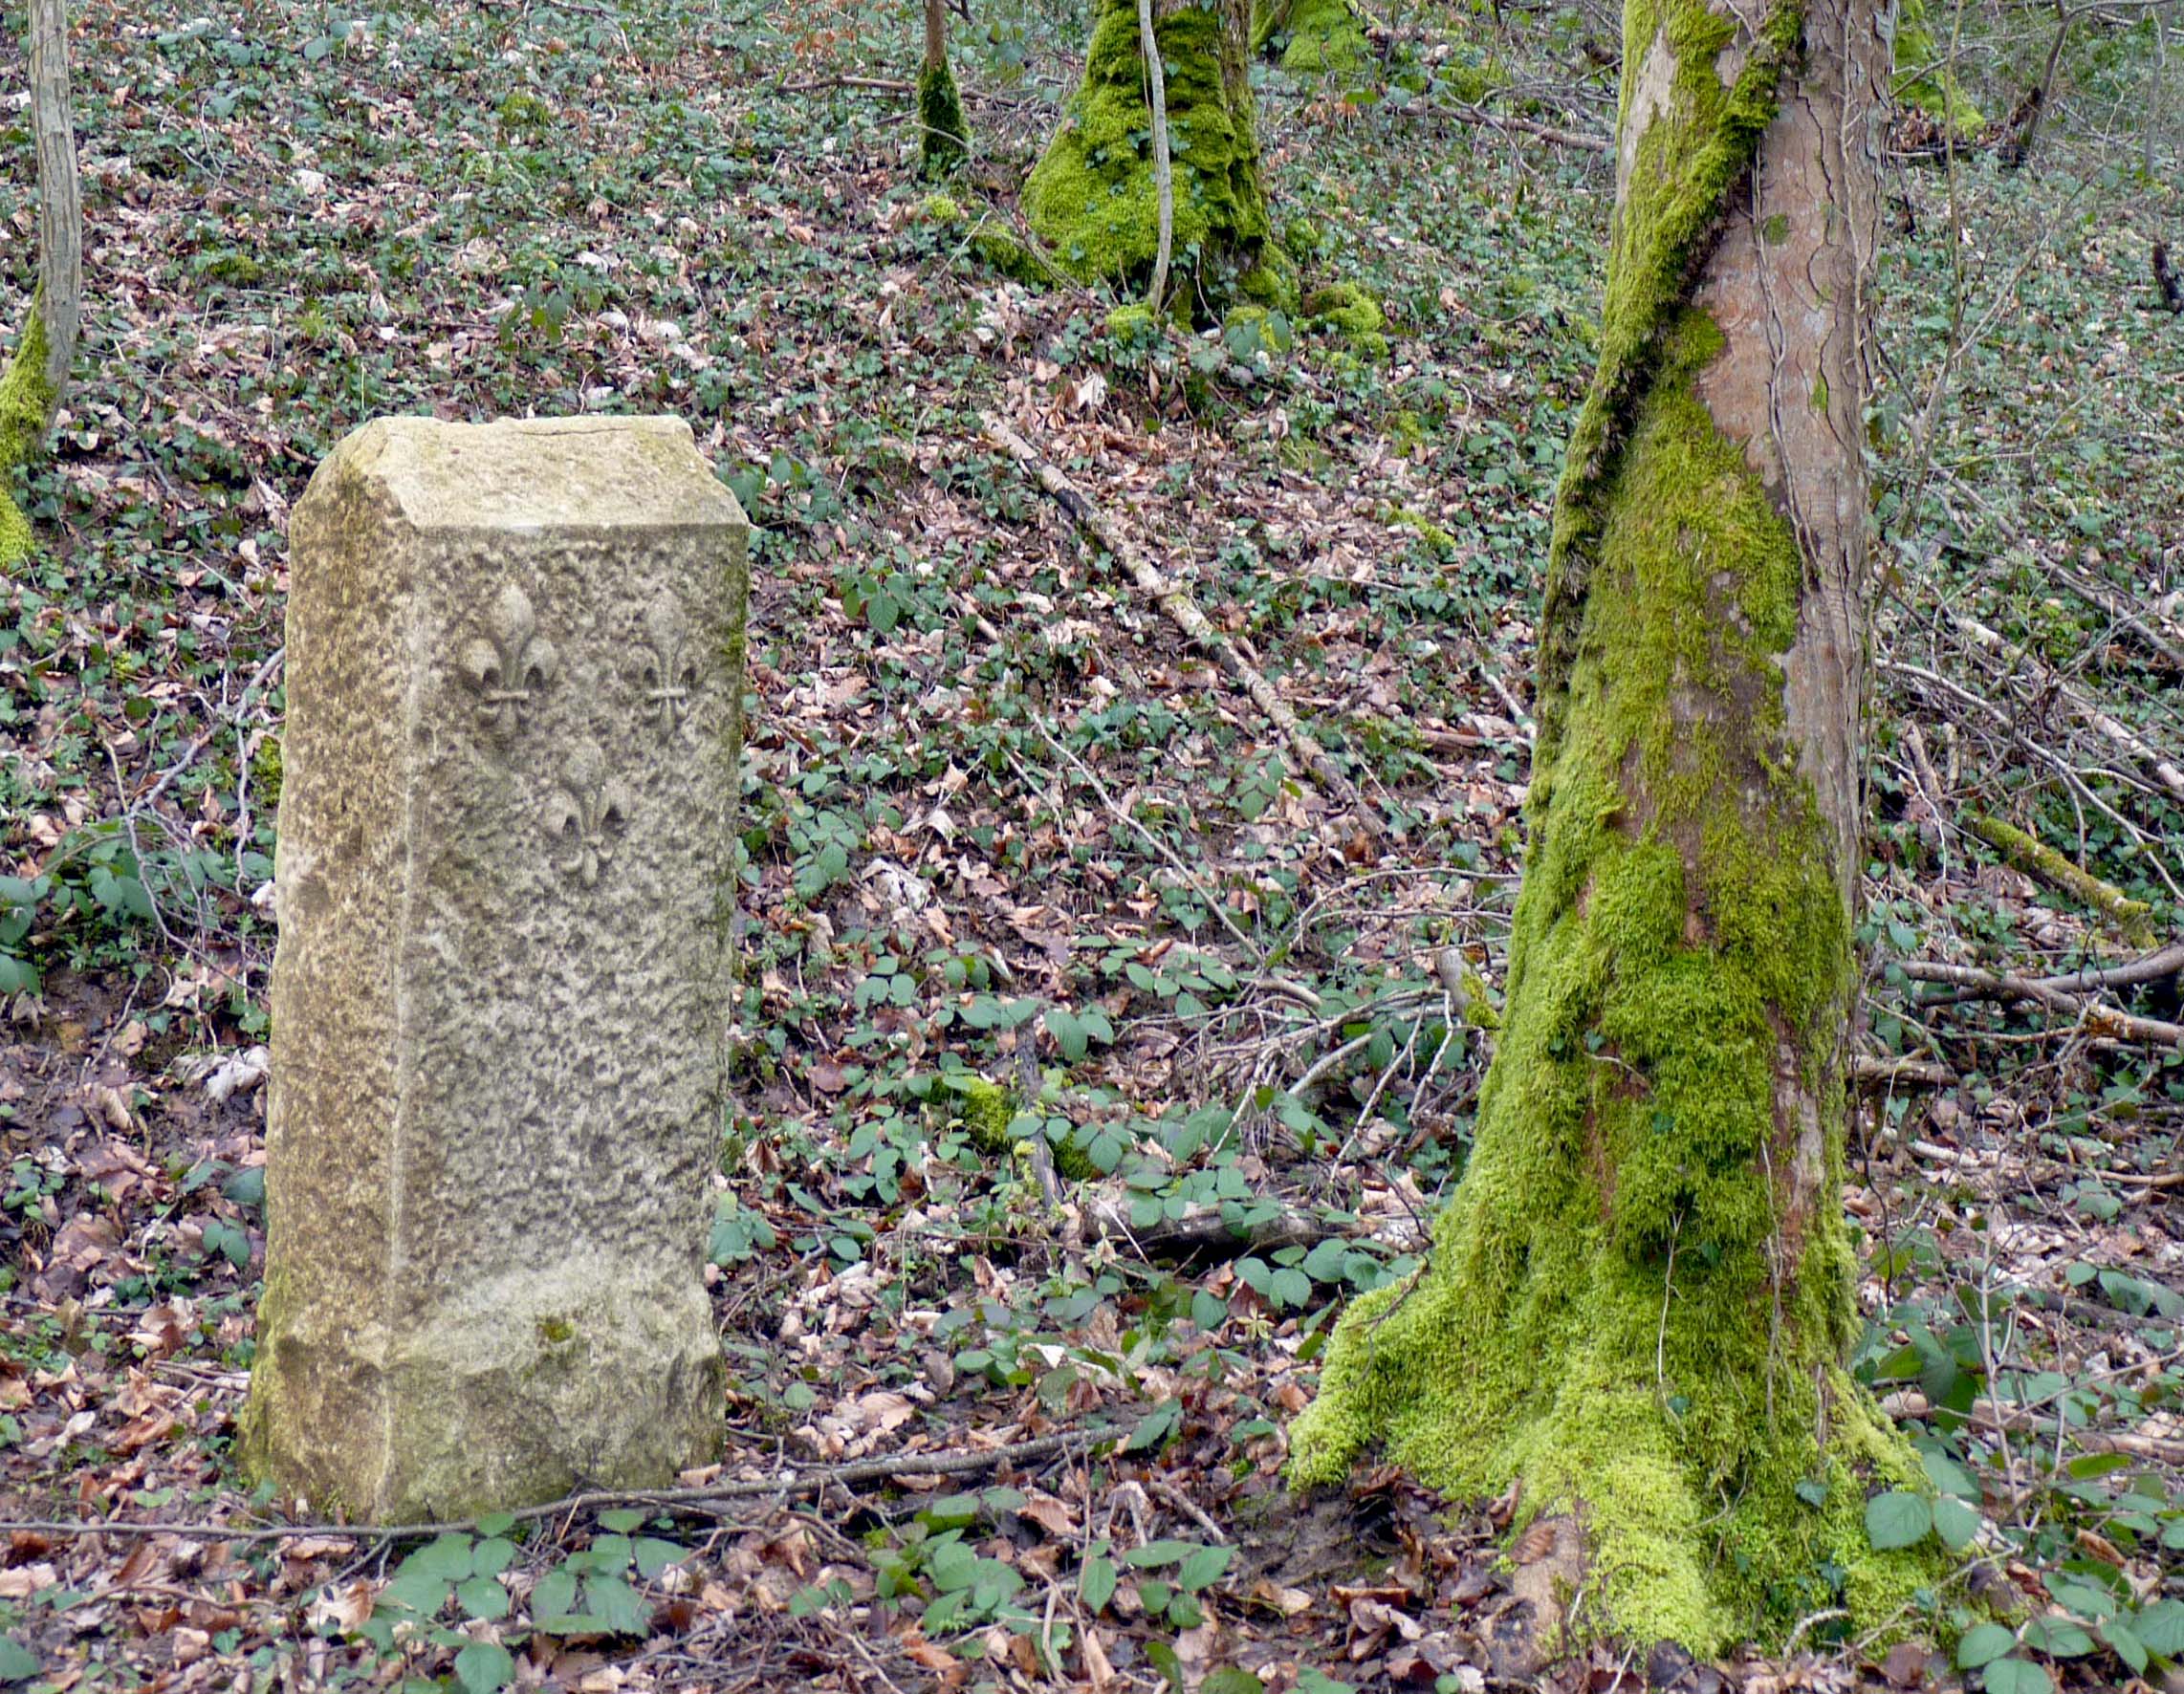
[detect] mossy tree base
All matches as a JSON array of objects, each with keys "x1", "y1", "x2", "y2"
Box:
[
  {"x1": 917, "y1": 58, "x2": 970, "y2": 180},
  {"x1": 1251, "y1": 0, "x2": 1369, "y2": 77},
  {"x1": 1290, "y1": 0, "x2": 1929, "y2": 1656},
  {"x1": 1024, "y1": 0, "x2": 1293, "y2": 315}
]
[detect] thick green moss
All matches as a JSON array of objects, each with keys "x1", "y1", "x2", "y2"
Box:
[
  {"x1": 940, "y1": 1073, "x2": 1099, "y2": 1182},
  {"x1": 1535, "y1": 0, "x2": 1802, "y2": 775},
  {"x1": 1252, "y1": 0, "x2": 1369, "y2": 76},
  {"x1": 0, "y1": 302, "x2": 56, "y2": 567},
  {"x1": 1288, "y1": 271, "x2": 1935, "y2": 1656},
  {"x1": 1891, "y1": 0, "x2": 1982, "y2": 138},
  {"x1": 1303, "y1": 282, "x2": 1387, "y2": 358},
  {"x1": 918, "y1": 58, "x2": 971, "y2": 180},
  {"x1": 1025, "y1": 1, "x2": 1277, "y2": 315}
]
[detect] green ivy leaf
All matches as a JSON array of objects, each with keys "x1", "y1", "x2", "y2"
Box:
[
  {"x1": 1933, "y1": 1494, "x2": 1982, "y2": 1551},
  {"x1": 0, "y1": 1638, "x2": 39, "y2": 1683},
  {"x1": 1956, "y1": 1622, "x2": 2017, "y2": 1669},
  {"x1": 1980, "y1": 1659, "x2": 2052, "y2": 1694},
  {"x1": 1865, "y1": 1490, "x2": 1933, "y2": 1551},
  {"x1": 2133, "y1": 1597, "x2": 2184, "y2": 1656},
  {"x1": 1080, "y1": 1553, "x2": 1117, "y2": 1614},
  {"x1": 453, "y1": 1640, "x2": 515, "y2": 1694}
]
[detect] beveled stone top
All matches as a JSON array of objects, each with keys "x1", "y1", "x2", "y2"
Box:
[{"x1": 320, "y1": 415, "x2": 750, "y2": 533}]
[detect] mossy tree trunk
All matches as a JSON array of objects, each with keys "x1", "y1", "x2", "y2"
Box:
[
  {"x1": 1025, "y1": 0, "x2": 1292, "y2": 315},
  {"x1": 1288, "y1": 0, "x2": 1932, "y2": 1657},
  {"x1": 1251, "y1": 0, "x2": 1369, "y2": 77},
  {"x1": 0, "y1": 0, "x2": 82, "y2": 565},
  {"x1": 917, "y1": 0, "x2": 970, "y2": 180}
]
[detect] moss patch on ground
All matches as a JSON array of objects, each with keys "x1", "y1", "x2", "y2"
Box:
[
  {"x1": 1025, "y1": 0, "x2": 1284, "y2": 315},
  {"x1": 1303, "y1": 282, "x2": 1387, "y2": 358}
]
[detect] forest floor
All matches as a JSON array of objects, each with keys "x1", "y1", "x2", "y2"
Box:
[{"x1": 2, "y1": 0, "x2": 2182, "y2": 1689}]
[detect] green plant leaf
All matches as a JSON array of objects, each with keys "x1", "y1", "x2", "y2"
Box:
[
  {"x1": 2134, "y1": 1597, "x2": 2184, "y2": 1656},
  {"x1": 1080, "y1": 1553, "x2": 1117, "y2": 1614},
  {"x1": 1124, "y1": 1538, "x2": 1197, "y2": 1568},
  {"x1": 2020, "y1": 1617, "x2": 2095, "y2": 1657},
  {"x1": 0, "y1": 1639, "x2": 38, "y2": 1683},
  {"x1": 1933, "y1": 1494, "x2": 1982, "y2": 1551},
  {"x1": 1980, "y1": 1659, "x2": 2052, "y2": 1694},
  {"x1": 1177, "y1": 1544, "x2": 1233, "y2": 1593},
  {"x1": 453, "y1": 1641, "x2": 515, "y2": 1694},
  {"x1": 1865, "y1": 1489, "x2": 1933, "y2": 1551},
  {"x1": 2100, "y1": 1619, "x2": 2149, "y2": 1676},
  {"x1": 1956, "y1": 1622, "x2": 2017, "y2": 1669},
  {"x1": 529, "y1": 1567, "x2": 578, "y2": 1618},
  {"x1": 401, "y1": 1532, "x2": 474, "y2": 1583},
  {"x1": 456, "y1": 1575, "x2": 510, "y2": 1620}
]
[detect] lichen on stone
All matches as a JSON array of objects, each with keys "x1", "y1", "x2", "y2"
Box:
[{"x1": 1024, "y1": 0, "x2": 1286, "y2": 315}]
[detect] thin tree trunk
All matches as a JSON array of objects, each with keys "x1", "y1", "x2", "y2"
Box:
[
  {"x1": 0, "y1": 0, "x2": 83, "y2": 563},
  {"x1": 916, "y1": 0, "x2": 969, "y2": 178},
  {"x1": 1290, "y1": 0, "x2": 1933, "y2": 1655},
  {"x1": 1138, "y1": 0, "x2": 1175, "y2": 312}
]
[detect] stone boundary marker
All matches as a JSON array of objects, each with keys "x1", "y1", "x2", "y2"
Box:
[{"x1": 242, "y1": 416, "x2": 748, "y2": 1520}]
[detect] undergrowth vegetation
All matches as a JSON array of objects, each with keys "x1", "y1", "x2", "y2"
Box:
[{"x1": 0, "y1": 0, "x2": 2179, "y2": 1688}]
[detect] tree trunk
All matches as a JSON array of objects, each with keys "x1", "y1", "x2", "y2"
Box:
[
  {"x1": 1025, "y1": 0, "x2": 1291, "y2": 315},
  {"x1": 0, "y1": 0, "x2": 83, "y2": 565},
  {"x1": 916, "y1": 0, "x2": 970, "y2": 180},
  {"x1": 1288, "y1": 0, "x2": 1933, "y2": 1655}
]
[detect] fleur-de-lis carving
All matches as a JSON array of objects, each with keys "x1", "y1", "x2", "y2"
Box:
[
  {"x1": 542, "y1": 751, "x2": 632, "y2": 888},
  {"x1": 461, "y1": 583, "x2": 557, "y2": 737},
  {"x1": 635, "y1": 593, "x2": 701, "y2": 736}
]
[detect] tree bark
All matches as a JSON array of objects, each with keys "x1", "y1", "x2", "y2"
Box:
[
  {"x1": 0, "y1": 0, "x2": 82, "y2": 564},
  {"x1": 1024, "y1": 0, "x2": 1291, "y2": 315},
  {"x1": 1289, "y1": 0, "x2": 1933, "y2": 1654}
]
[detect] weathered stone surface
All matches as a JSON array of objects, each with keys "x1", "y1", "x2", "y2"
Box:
[{"x1": 243, "y1": 416, "x2": 748, "y2": 1520}]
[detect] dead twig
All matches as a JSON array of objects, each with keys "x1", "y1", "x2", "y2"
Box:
[{"x1": 0, "y1": 1427, "x2": 1115, "y2": 1544}]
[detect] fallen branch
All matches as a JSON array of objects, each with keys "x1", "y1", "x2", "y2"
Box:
[
  {"x1": 1437, "y1": 98, "x2": 1610, "y2": 153},
  {"x1": 2021, "y1": 941, "x2": 2184, "y2": 995},
  {"x1": 1884, "y1": 1392, "x2": 2184, "y2": 1466},
  {"x1": 1964, "y1": 811, "x2": 2155, "y2": 942},
  {"x1": 0, "y1": 1428, "x2": 1112, "y2": 1545},
  {"x1": 1946, "y1": 608, "x2": 2184, "y2": 803},
  {"x1": 1083, "y1": 1196, "x2": 1336, "y2": 1262},
  {"x1": 1900, "y1": 959, "x2": 2184, "y2": 1049},
  {"x1": 983, "y1": 413, "x2": 1362, "y2": 810},
  {"x1": 1852, "y1": 1054, "x2": 1957, "y2": 1089}
]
